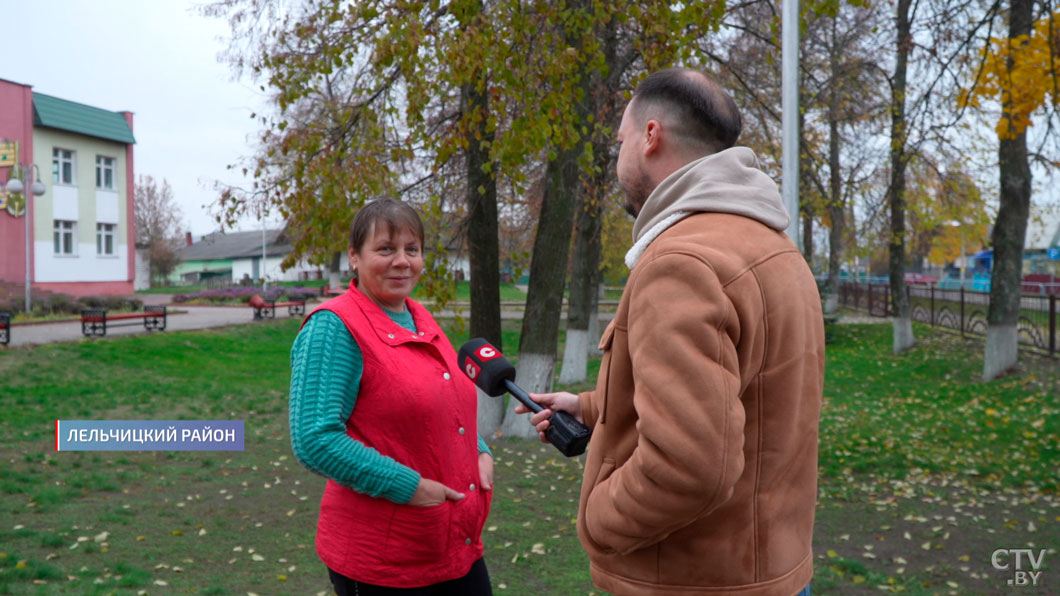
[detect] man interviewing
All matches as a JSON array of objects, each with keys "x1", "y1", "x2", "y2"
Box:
[{"x1": 518, "y1": 68, "x2": 824, "y2": 596}]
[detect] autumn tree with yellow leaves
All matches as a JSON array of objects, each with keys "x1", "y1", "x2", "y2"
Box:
[{"x1": 960, "y1": 2, "x2": 1059, "y2": 380}]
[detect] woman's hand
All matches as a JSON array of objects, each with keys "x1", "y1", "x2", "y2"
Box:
[
  {"x1": 408, "y1": 478, "x2": 465, "y2": 507},
  {"x1": 478, "y1": 452, "x2": 494, "y2": 491}
]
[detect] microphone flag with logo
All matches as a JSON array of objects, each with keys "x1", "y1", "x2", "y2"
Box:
[
  {"x1": 457, "y1": 338, "x2": 591, "y2": 456},
  {"x1": 457, "y1": 337, "x2": 517, "y2": 398}
]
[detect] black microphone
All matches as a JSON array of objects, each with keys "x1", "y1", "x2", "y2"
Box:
[{"x1": 458, "y1": 338, "x2": 591, "y2": 457}]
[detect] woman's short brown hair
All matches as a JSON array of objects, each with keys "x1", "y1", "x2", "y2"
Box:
[{"x1": 349, "y1": 199, "x2": 425, "y2": 252}]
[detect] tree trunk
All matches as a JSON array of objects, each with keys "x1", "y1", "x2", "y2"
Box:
[
  {"x1": 500, "y1": 146, "x2": 581, "y2": 438},
  {"x1": 798, "y1": 107, "x2": 813, "y2": 265},
  {"x1": 500, "y1": 0, "x2": 592, "y2": 438},
  {"x1": 558, "y1": 186, "x2": 603, "y2": 384},
  {"x1": 802, "y1": 212, "x2": 813, "y2": 265},
  {"x1": 328, "y1": 251, "x2": 342, "y2": 289},
  {"x1": 462, "y1": 75, "x2": 505, "y2": 436},
  {"x1": 825, "y1": 104, "x2": 843, "y2": 314},
  {"x1": 984, "y1": 0, "x2": 1033, "y2": 381},
  {"x1": 452, "y1": 0, "x2": 505, "y2": 435},
  {"x1": 587, "y1": 284, "x2": 602, "y2": 357},
  {"x1": 824, "y1": 23, "x2": 844, "y2": 315},
  {"x1": 889, "y1": 0, "x2": 914, "y2": 354},
  {"x1": 558, "y1": 36, "x2": 615, "y2": 383}
]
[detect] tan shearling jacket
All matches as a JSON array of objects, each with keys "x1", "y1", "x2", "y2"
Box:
[{"x1": 577, "y1": 149, "x2": 825, "y2": 596}]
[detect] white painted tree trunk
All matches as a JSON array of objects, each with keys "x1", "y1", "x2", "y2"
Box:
[
  {"x1": 499, "y1": 352, "x2": 554, "y2": 439},
  {"x1": 892, "y1": 316, "x2": 914, "y2": 354},
  {"x1": 588, "y1": 303, "x2": 603, "y2": 356},
  {"x1": 477, "y1": 387, "x2": 504, "y2": 438},
  {"x1": 329, "y1": 251, "x2": 343, "y2": 288},
  {"x1": 558, "y1": 328, "x2": 589, "y2": 384},
  {"x1": 983, "y1": 324, "x2": 1018, "y2": 381},
  {"x1": 823, "y1": 292, "x2": 838, "y2": 315}
]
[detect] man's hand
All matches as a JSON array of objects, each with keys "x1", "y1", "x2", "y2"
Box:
[
  {"x1": 408, "y1": 478, "x2": 465, "y2": 507},
  {"x1": 515, "y1": 391, "x2": 582, "y2": 444},
  {"x1": 478, "y1": 452, "x2": 494, "y2": 491}
]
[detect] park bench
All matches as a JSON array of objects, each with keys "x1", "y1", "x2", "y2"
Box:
[
  {"x1": 0, "y1": 311, "x2": 10, "y2": 346},
  {"x1": 321, "y1": 285, "x2": 344, "y2": 297},
  {"x1": 81, "y1": 305, "x2": 167, "y2": 337},
  {"x1": 252, "y1": 298, "x2": 306, "y2": 319}
]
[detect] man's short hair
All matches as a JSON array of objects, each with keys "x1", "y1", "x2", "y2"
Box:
[{"x1": 631, "y1": 68, "x2": 742, "y2": 154}]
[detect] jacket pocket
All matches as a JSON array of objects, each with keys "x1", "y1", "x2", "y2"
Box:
[
  {"x1": 594, "y1": 323, "x2": 616, "y2": 425},
  {"x1": 598, "y1": 319, "x2": 616, "y2": 351},
  {"x1": 585, "y1": 457, "x2": 617, "y2": 552},
  {"x1": 592, "y1": 457, "x2": 616, "y2": 486}
]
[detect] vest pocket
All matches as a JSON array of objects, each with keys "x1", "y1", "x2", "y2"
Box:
[
  {"x1": 449, "y1": 488, "x2": 489, "y2": 552},
  {"x1": 384, "y1": 502, "x2": 452, "y2": 565}
]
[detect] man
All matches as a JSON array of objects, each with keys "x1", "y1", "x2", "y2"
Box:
[{"x1": 519, "y1": 68, "x2": 824, "y2": 596}]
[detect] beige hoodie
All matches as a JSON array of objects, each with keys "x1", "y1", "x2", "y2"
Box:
[{"x1": 625, "y1": 147, "x2": 790, "y2": 269}]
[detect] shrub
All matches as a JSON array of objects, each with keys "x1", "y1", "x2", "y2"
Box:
[
  {"x1": 280, "y1": 287, "x2": 319, "y2": 302},
  {"x1": 41, "y1": 293, "x2": 80, "y2": 315},
  {"x1": 78, "y1": 296, "x2": 142, "y2": 311},
  {"x1": 170, "y1": 286, "x2": 313, "y2": 304},
  {"x1": 1, "y1": 296, "x2": 25, "y2": 314}
]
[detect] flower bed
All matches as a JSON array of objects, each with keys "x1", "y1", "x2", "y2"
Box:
[
  {"x1": 0, "y1": 293, "x2": 142, "y2": 319},
  {"x1": 172, "y1": 286, "x2": 318, "y2": 306}
]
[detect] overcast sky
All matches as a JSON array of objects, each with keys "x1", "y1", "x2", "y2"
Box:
[{"x1": 6, "y1": 0, "x2": 274, "y2": 237}]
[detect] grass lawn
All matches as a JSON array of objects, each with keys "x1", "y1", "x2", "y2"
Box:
[
  {"x1": 0, "y1": 319, "x2": 1056, "y2": 595},
  {"x1": 412, "y1": 281, "x2": 528, "y2": 303}
]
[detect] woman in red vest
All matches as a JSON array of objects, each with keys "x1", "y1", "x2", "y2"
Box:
[{"x1": 289, "y1": 199, "x2": 494, "y2": 595}]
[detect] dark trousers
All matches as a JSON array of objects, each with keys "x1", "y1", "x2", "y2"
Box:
[{"x1": 328, "y1": 558, "x2": 492, "y2": 596}]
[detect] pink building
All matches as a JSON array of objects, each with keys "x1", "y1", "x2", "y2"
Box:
[{"x1": 0, "y1": 78, "x2": 136, "y2": 300}]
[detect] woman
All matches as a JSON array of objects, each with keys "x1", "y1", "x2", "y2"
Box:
[{"x1": 289, "y1": 199, "x2": 494, "y2": 595}]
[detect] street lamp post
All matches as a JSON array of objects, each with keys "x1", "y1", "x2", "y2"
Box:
[
  {"x1": 260, "y1": 205, "x2": 268, "y2": 292},
  {"x1": 958, "y1": 228, "x2": 965, "y2": 288},
  {"x1": 3, "y1": 164, "x2": 46, "y2": 313},
  {"x1": 262, "y1": 223, "x2": 267, "y2": 292}
]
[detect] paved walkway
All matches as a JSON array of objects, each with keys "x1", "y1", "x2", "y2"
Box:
[
  {"x1": 834, "y1": 313, "x2": 892, "y2": 324},
  {"x1": 4, "y1": 305, "x2": 266, "y2": 348},
  {"x1": 3, "y1": 299, "x2": 615, "y2": 349}
]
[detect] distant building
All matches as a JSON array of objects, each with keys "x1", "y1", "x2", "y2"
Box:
[
  {"x1": 174, "y1": 223, "x2": 475, "y2": 288},
  {"x1": 173, "y1": 229, "x2": 332, "y2": 285},
  {"x1": 1024, "y1": 205, "x2": 1060, "y2": 276},
  {"x1": 0, "y1": 78, "x2": 136, "y2": 297}
]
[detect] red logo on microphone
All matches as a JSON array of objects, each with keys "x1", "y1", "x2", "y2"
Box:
[
  {"x1": 476, "y1": 345, "x2": 501, "y2": 360},
  {"x1": 465, "y1": 361, "x2": 481, "y2": 380}
]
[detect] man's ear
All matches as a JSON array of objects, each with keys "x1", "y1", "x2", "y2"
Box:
[{"x1": 642, "y1": 119, "x2": 663, "y2": 156}]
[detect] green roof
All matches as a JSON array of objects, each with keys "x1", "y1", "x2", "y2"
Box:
[{"x1": 32, "y1": 93, "x2": 136, "y2": 144}]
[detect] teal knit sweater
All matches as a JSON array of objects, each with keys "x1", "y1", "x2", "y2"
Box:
[{"x1": 289, "y1": 309, "x2": 491, "y2": 504}]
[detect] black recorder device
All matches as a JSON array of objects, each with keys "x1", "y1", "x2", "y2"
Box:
[{"x1": 457, "y1": 338, "x2": 591, "y2": 457}]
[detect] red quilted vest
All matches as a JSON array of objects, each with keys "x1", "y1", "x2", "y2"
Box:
[{"x1": 307, "y1": 280, "x2": 490, "y2": 587}]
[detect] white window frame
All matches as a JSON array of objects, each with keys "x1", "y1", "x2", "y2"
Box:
[
  {"x1": 53, "y1": 148, "x2": 75, "y2": 185},
  {"x1": 54, "y1": 220, "x2": 77, "y2": 256},
  {"x1": 96, "y1": 223, "x2": 116, "y2": 256},
  {"x1": 95, "y1": 156, "x2": 116, "y2": 190}
]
